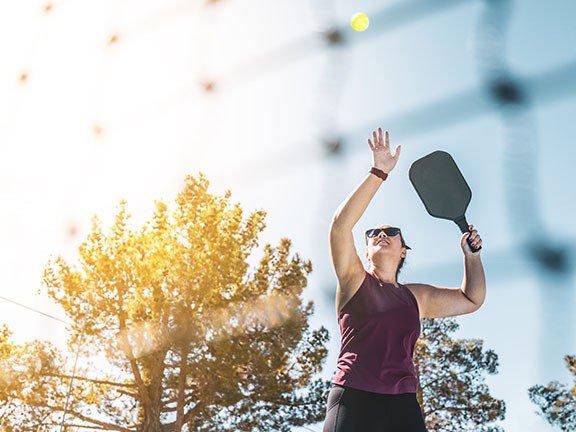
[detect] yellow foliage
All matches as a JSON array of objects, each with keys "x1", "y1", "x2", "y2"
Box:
[
  {"x1": 41, "y1": 173, "x2": 294, "y2": 359},
  {"x1": 5, "y1": 174, "x2": 328, "y2": 432}
]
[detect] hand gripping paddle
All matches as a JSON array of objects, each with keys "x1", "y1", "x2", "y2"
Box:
[{"x1": 409, "y1": 150, "x2": 481, "y2": 253}]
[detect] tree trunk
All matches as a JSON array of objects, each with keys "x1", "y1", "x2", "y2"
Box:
[
  {"x1": 175, "y1": 345, "x2": 191, "y2": 432},
  {"x1": 139, "y1": 350, "x2": 168, "y2": 432},
  {"x1": 140, "y1": 403, "x2": 163, "y2": 432}
]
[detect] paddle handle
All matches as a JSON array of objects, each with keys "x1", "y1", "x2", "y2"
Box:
[{"x1": 455, "y1": 217, "x2": 481, "y2": 253}]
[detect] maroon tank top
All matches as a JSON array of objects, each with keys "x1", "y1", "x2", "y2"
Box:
[{"x1": 332, "y1": 271, "x2": 421, "y2": 394}]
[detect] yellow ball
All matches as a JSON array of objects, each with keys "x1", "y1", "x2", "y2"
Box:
[{"x1": 351, "y1": 12, "x2": 369, "y2": 32}]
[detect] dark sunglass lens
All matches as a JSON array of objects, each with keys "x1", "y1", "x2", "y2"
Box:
[
  {"x1": 384, "y1": 227, "x2": 400, "y2": 236},
  {"x1": 366, "y1": 228, "x2": 380, "y2": 238}
]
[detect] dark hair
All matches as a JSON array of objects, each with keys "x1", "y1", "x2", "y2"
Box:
[
  {"x1": 395, "y1": 256, "x2": 406, "y2": 281},
  {"x1": 396, "y1": 230, "x2": 409, "y2": 281}
]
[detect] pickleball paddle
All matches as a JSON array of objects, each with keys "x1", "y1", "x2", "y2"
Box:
[{"x1": 409, "y1": 150, "x2": 481, "y2": 252}]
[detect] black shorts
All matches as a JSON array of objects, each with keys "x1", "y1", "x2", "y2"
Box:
[{"x1": 322, "y1": 384, "x2": 428, "y2": 432}]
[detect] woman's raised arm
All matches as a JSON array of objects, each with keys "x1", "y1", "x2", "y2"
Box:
[{"x1": 329, "y1": 129, "x2": 401, "y2": 311}]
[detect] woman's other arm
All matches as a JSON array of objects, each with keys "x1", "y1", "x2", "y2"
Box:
[{"x1": 407, "y1": 226, "x2": 486, "y2": 318}]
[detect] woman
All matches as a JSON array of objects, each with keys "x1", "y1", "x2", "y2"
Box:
[{"x1": 323, "y1": 128, "x2": 486, "y2": 432}]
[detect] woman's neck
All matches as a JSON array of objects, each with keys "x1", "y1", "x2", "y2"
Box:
[{"x1": 370, "y1": 264, "x2": 398, "y2": 287}]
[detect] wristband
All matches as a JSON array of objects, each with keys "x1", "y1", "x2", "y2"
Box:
[{"x1": 370, "y1": 167, "x2": 388, "y2": 181}]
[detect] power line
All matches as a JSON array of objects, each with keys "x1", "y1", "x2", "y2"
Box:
[
  {"x1": 0, "y1": 293, "x2": 82, "y2": 430},
  {"x1": 0, "y1": 294, "x2": 72, "y2": 326}
]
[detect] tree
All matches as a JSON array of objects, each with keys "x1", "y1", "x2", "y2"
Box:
[
  {"x1": 0, "y1": 174, "x2": 330, "y2": 432},
  {"x1": 415, "y1": 317, "x2": 506, "y2": 431},
  {"x1": 0, "y1": 324, "x2": 68, "y2": 430},
  {"x1": 528, "y1": 354, "x2": 576, "y2": 431}
]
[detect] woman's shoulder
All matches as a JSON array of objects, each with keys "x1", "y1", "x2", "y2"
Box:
[
  {"x1": 402, "y1": 282, "x2": 433, "y2": 301},
  {"x1": 404, "y1": 282, "x2": 434, "y2": 290}
]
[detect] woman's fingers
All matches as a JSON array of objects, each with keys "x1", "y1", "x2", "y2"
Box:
[
  {"x1": 368, "y1": 128, "x2": 393, "y2": 153},
  {"x1": 467, "y1": 225, "x2": 482, "y2": 249}
]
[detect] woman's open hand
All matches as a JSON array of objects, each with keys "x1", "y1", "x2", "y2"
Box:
[{"x1": 367, "y1": 128, "x2": 401, "y2": 174}]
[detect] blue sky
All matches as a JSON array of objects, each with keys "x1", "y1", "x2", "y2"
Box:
[{"x1": 1, "y1": 0, "x2": 575, "y2": 430}]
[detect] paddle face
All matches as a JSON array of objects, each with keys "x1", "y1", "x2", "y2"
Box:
[{"x1": 409, "y1": 151, "x2": 472, "y2": 233}]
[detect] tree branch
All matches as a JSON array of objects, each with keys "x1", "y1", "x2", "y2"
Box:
[
  {"x1": 117, "y1": 311, "x2": 148, "y2": 407},
  {"x1": 44, "y1": 423, "x2": 107, "y2": 430},
  {"x1": 36, "y1": 404, "x2": 136, "y2": 432},
  {"x1": 43, "y1": 373, "x2": 135, "y2": 388},
  {"x1": 420, "y1": 373, "x2": 451, "y2": 390},
  {"x1": 117, "y1": 388, "x2": 139, "y2": 398}
]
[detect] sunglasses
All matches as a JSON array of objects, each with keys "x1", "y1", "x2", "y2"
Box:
[{"x1": 365, "y1": 227, "x2": 412, "y2": 250}]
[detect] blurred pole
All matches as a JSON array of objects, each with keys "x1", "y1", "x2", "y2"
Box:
[{"x1": 473, "y1": 0, "x2": 574, "y2": 382}]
